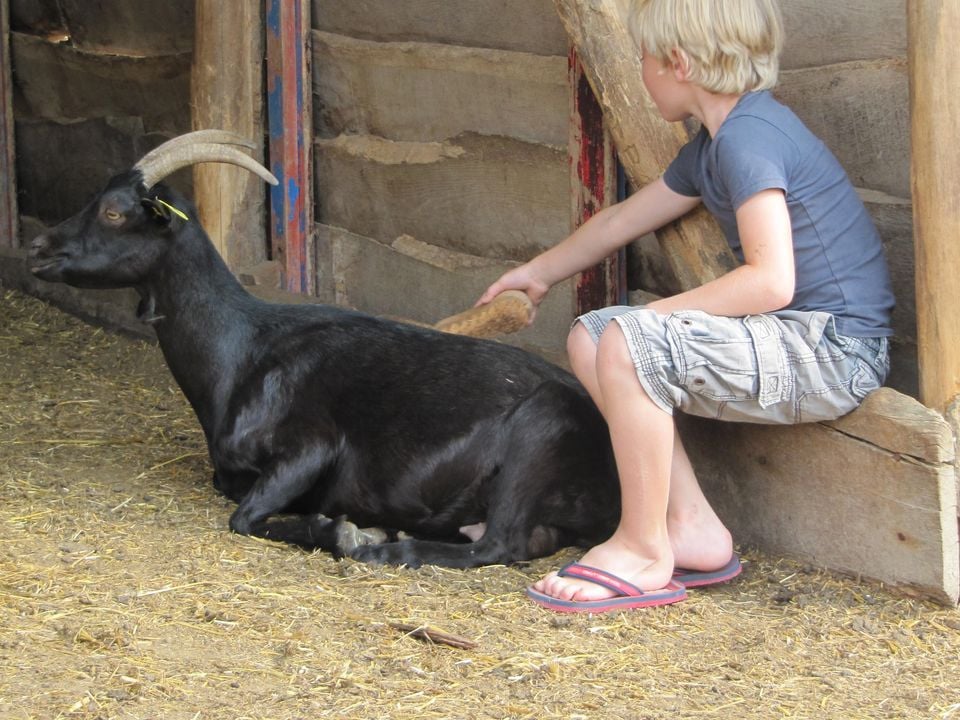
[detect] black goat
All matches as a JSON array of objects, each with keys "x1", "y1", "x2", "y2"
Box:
[{"x1": 27, "y1": 131, "x2": 621, "y2": 568}]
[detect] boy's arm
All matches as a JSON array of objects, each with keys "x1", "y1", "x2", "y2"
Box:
[
  {"x1": 647, "y1": 188, "x2": 795, "y2": 317},
  {"x1": 477, "y1": 178, "x2": 700, "y2": 315}
]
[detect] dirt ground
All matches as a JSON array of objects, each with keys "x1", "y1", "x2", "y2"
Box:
[{"x1": 1, "y1": 286, "x2": 959, "y2": 720}]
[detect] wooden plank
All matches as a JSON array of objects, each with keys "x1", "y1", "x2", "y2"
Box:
[
  {"x1": 553, "y1": 0, "x2": 735, "y2": 291},
  {"x1": 825, "y1": 388, "x2": 954, "y2": 467},
  {"x1": 310, "y1": 30, "x2": 567, "y2": 147},
  {"x1": 191, "y1": 0, "x2": 268, "y2": 271},
  {"x1": 777, "y1": 60, "x2": 909, "y2": 199},
  {"x1": 267, "y1": 0, "x2": 313, "y2": 295},
  {"x1": 908, "y1": 1, "x2": 960, "y2": 412},
  {"x1": 570, "y1": 49, "x2": 623, "y2": 312},
  {"x1": 779, "y1": 0, "x2": 906, "y2": 71},
  {"x1": 313, "y1": 133, "x2": 567, "y2": 260},
  {"x1": 311, "y1": 0, "x2": 569, "y2": 56},
  {"x1": 1, "y1": 0, "x2": 19, "y2": 248},
  {"x1": 683, "y1": 391, "x2": 959, "y2": 604}
]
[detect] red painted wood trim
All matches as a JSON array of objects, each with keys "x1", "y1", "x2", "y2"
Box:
[
  {"x1": 267, "y1": 0, "x2": 312, "y2": 294},
  {"x1": 570, "y1": 48, "x2": 624, "y2": 314}
]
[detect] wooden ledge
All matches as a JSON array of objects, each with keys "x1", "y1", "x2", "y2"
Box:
[{"x1": 826, "y1": 387, "x2": 955, "y2": 466}]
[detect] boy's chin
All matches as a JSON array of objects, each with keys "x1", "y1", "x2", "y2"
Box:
[{"x1": 659, "y1": 109, "x2": 693, "y2": 124}]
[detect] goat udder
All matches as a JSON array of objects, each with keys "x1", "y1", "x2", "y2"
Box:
[{"x1": 459, "y1": 523, "x2": 486, "y2": 542}]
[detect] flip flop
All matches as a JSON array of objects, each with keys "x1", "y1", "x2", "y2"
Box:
[
  {"x1": 672, "y1": 554, "x2": 742, "y2": 588},
  {"x1": 525, "y1": 562, "x2": 687, "y2": 613}
]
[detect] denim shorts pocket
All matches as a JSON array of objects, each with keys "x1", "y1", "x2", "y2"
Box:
[
  {"x1": 744, "y1": 315, "x2": 792, "y2": 407},
  {"x1": 666, "y1": 311, "x2": 788, "y2": 406},
  {"x1": 850, "y1": 358, "x2": 883, "y2": 400}
]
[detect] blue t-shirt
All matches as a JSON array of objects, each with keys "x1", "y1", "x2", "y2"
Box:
[{"x1": 663, "y1": 90, "x2": 894, "y2": 338}]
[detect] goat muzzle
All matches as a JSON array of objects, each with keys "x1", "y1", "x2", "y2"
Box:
[{"x1": 27, "y1": 234, "x2": 67, "y2": 277}]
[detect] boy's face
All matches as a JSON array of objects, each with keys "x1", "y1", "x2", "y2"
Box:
[{"x1": 641, "y1": 50, "x2": 692, "y2": 123}]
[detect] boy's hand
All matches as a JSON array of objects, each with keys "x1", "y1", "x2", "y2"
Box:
[{"x1": 476, "y1": 266, "x2": 550, "y2": 324}]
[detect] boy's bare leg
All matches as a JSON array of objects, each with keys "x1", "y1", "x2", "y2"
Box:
[{"x1": 532, "y1": 323, "x2": 732, "y2": 602}]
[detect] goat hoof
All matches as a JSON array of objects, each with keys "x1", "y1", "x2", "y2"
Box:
[
  {"x1": 350, "y1": 540, "x2": 423, "y2": 569},
  {"x1": 229, "y1": 512, "x2": 252, "y2": 535},
  {"x1": 333, "y1": 516, "x2": 388, "y2": 554}
]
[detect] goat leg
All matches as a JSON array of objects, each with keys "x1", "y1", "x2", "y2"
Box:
[
  {"x1": 252, "y1": 514, "x2": 392, "y2": 557},
  {"x1": 351, "y1": 380, "x2": 618, "y2": 568},
  {"x1": 227, "y1": 448, "x2": 335, "y2": 537}
]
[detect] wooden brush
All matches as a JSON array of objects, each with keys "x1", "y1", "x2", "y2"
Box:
[{"x1": 433, "y1": 290, "x2": 533, "y2": 338}]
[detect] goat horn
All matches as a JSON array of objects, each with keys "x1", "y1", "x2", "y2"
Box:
[
  {"x1": 135, "y1": 142, "x2": 279, "y2": 189},
  {"x1": 136, "y1": 130, "x2": 257, "y2": 168}
]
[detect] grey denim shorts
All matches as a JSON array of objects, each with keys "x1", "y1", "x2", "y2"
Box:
[{"x1": 577, "y1": 307, "x2": 890, "y2": 424}]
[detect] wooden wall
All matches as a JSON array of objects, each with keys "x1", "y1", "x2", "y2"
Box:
[
  {"x1": 3, "y1": 0, "x2": 918, "y2": 398},
  {"x1": 310, "y1": 0, "x2": 577, "y2": 361},
  {"x1": 777, "y1": 0, "x2": 914, "y2": 396}
]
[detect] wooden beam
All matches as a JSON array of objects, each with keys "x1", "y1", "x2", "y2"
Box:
[
  {"x1": 570, "y1": 48, "x2": 624, "y2": 312},
  {"x1": 0, "y1": 0, "x2": 17, "y2": 248},
  {"x1": 267, "y1": 0, "x2": 313, "y2": 295},
  {"x1": 192, "y1": 0, "x2": 268, "y2": 272},
  {"x1": 554, "y1": 0, "x2": 736, "y2": 291},
  {"x1": 908, "y1": 1, "x2": 960, "y2": 412}
]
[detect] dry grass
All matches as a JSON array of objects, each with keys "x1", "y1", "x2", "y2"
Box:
[{"x1": 1, "y1": 286, "x2": 959, "y2": 720}]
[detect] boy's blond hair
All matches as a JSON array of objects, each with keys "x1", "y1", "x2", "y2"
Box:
[{"x1": 628, "y1": 0, "x2": 783, "y2": 95}]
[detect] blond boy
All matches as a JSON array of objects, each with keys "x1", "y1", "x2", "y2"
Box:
[{"x1": 478, "y1": 0, "x2": 893, "y2": 612}]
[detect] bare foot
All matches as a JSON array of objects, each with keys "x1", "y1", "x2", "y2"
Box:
[
  {"x1": 668, "y1": 508, "x2": 735, "y2": 574},
  {"x1": 530, "y1": 534, "x2": 674, "y2": 603},
  {"x1": 529, "y1": 516, "x2": 735, "y2": 604}
]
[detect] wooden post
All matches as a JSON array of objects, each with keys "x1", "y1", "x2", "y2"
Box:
[
  {"x1": 571, "y1": 48, "x2": 624, "y2": 312},
  {"x1": 554, "y1": 0, "x2": 736, "y2": 291},
  {"x1": 266, "y1": 0, "x2": 313, "y2": 295},
  {"x1": 0, "y1": 0, "x2": 17, "y2": 248},
  {"x1": 908, "y1": 1, "x2": 960, "y2": 413},
  {"x1": 192, "y1": 0, "x2": 268, "y2": 271}
]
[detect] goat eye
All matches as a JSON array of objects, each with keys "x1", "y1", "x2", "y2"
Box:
[{"x1": 104, "y1": 209, "x2": 122, "y2": 222}]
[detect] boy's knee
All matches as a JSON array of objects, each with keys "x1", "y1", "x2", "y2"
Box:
[
  {"x1": 595, "y1": 323, "x2": 634, "y2": 380},
  {"x1": 566, "y1": 322, "x2": 595, "y2": 363}
]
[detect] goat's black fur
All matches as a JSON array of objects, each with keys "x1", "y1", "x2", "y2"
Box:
[{"x1": 28, "y1": 172, "x2": 621, "y2": 567}]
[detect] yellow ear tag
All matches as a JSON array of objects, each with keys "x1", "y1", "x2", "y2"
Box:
[{"x1": 155, "y1": 198, "x2": 189, "y2": 221}]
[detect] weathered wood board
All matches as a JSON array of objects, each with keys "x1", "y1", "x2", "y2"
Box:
[
  {"x1": 777, "y1": 60, "x2": 910, "y2": 199},
  {"x1": 312, "y1": 0, "x2": 569, "y2": 56},
  {"x1": 684, "y1": 389, "x2": 958, "y2": 603},
  {"x1": 312, "y1": 30, "x2": 568, "y2": 147},
  {"x1": 779, "y1": 0, "x2": 906, "y2": 70},
  {"x1": 192, "y1": 0, "x2": 268, "y2": 272},
  {"x1": 313, "y1": 133, "x2": 567, "y2": 261},
  {"x1": 10, "y1": 32, "x2": 190, "y2": 134},
  {"x1": 909, "y1": 0, "x2": 960, "y2": 413},
  {"x1": 1, "y1": 0, "x2": 18, "y2": 248},
  {"x1": 14, "y1": 117, "x2": 144, "y2": 224},
  {"x1": 51, "y1": 0, "x2": 195, "y2": 55}
]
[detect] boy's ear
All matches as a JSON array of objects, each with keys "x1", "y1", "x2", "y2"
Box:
[{"x1": 669, "y1": 48, "x2": 691, "y2": 81}]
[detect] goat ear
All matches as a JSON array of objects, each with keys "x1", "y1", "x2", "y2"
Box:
[
  {"x1": 141, "y1": 197, "x2": 173, "y2": 226},
  {"x1": 142, "y1": 196, "x2": 190, "y2": 227}
]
